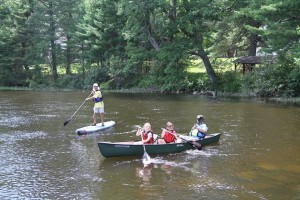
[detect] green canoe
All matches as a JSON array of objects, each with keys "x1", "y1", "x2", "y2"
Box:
[{"x1": 97, "y1": 133, "x2": 221, "y2": 158}]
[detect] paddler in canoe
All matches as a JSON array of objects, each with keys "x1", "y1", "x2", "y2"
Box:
[
  {"x1": 158, "y1": 122, "x2": 182, "y2": 144},
  {"x1": 135, "y1": 122, "x2": 158, "y2": 144},
  {"x1": 189, "y1": 114, "x2": 208, "y2": 139}
]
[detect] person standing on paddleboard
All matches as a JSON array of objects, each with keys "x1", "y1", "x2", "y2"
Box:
[{"x1": 86, "y1": 83, "x2": 105, "y2": 126}]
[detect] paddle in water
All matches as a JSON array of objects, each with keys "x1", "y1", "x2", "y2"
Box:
[
  {"x1": 166, "y1": 129, "x2": 202, "y2": 150},
  {"x1": 178, "y1": 135, "x2": 202, "y2": 150},
  {"x1": 142, "y1": 144, "x2": 151, "y2": 165},
  {"x1": 138, "y1": 126, "x2": 151, "y2": 165},
  {"x1": 63, "y1": 93, "x2": 92, "y2": 126}
]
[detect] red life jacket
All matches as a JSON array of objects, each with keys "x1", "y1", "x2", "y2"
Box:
[
  {"x1": 164, "y1": 130, "x2": 176, "y2": 143},
  {"x1": 142, "y1": 131, "x2": 154, "y2": 144}
]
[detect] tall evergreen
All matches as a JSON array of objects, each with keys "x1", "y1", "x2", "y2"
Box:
[
  {"x1": 56, "y1": 0, "x2": 83, "y2": 75},
  {"x1": 26, "y1": 0, "x2": 59, "y2": 81},
  {"x1": 77, "y1": 0, "x2": 127, "y2": 86},
  {"x1": 177, "y1": 0, "x2": 219, "y2": 85},
  {"x1": 0, "y1": 0, "x2": 33, "y2": 86},
  {"x1": 249, "y1": 0, "x2": 300, "y2": 57},
  {"x1": 211, "y1": 0, "x2": 265, "y2": 57},
  {"x1": 120, "y1": 0, "x2": 191, "y2": 90}
]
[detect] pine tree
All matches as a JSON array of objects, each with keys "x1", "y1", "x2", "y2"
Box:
[
  {"x1": 250, "y1": 0, "x2": 300, "y2": 57},
  {"x1": 0, "y1": 0, "x2": 33, "y2": 86}
]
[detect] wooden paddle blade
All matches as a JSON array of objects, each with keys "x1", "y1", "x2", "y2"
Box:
[
  {"x1": 143, "y1": 152, "x2": 151, "y2": 160},
  {"x1": 142, "y1": 152, "x2": 151, "y2": 165},
  {"x1": 178, "y1": 135, "x2": 202, "y2": 150},
  {"x1": 63, "y1": 119, "x2": 71, "y2": 126},
  {"x1": 192, "y1": 142, "x2": 202, "y2": 150}
]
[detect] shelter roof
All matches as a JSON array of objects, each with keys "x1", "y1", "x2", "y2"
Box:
[{"x1": 233, "y1": 56, "x2": 275, "y2": 64}]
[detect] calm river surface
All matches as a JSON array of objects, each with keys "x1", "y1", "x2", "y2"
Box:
[{"x1": 0, "y1": 91, "x2": 299, "y2": 200}]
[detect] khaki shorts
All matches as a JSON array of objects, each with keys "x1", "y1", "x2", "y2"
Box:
[{"x1": 94, "y1": 107, "x2": 104, "y2": 114}]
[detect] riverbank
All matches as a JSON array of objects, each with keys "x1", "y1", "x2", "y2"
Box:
[
  {"x1": 1, "y1": 86, "x2": 300, "y2": 106},
  {"x1": 268, "y1": 97, "x2": 300, "y2": 106}
]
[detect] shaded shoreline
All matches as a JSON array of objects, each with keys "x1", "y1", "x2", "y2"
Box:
[{"x1": 0, "y1": 86, "x2": 299, "y2": 106}]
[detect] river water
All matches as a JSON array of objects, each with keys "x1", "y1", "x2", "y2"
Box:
[{"x1": 0, "y1": 91, "x2": 299, "y2": 200}]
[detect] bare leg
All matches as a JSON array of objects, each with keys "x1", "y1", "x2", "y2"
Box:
[
  {"x1": 100, "y1": 113, "x2": 104, "y2": 126},
  {"x1": 157, "y1": 139, "x2": 166, "y2": 144},
  {"x1": 93, "y1": 113, "x2": 97, "y2": 125}
]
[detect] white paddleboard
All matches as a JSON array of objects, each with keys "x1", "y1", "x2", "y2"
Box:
[{"x1": 76, "y1": 121, "x2": 115, "y2": 135}]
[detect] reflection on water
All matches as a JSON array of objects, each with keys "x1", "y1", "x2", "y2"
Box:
[
  {"x1": 136, "y1": 159, "x2": 178, "y2": 182},
  {"x1": 136, "y1": 164, "x2": 153, "y2": 182},
  {"x1": 0, "y1": 91, "x2": 299, "y2": 199}
]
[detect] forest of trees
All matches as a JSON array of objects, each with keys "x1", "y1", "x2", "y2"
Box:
[{"x1": 0, "y1": 0, "x2": 299, "y2": 97}]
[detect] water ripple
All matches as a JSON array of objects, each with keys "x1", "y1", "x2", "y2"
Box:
[
  {"x1": 0, "y1": 131, "x2": 47, "y2": 143},
  {"x1": 0, "y1": 111, "x2": 57, "y2": 128}
]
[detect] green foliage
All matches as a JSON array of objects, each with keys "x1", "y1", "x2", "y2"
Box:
[
  {"x1": 240, "y1": 54, "x2": 300, "y2": 97},
  {"x1": 239, "y1": 0, "x2": 300, "y2": 58},
  {"x1": 239, "y1": 71, "x2": 257, "y2": 95},
  {"x1": 57, "y1": 74, "x2": 85, "y2": 90},
  {"x1": 28, "y1": 65, "x2": 49, "y2": 88},
  {"x1": 0, "y1": 0, "x2": 32, "y2": 86},
  {"x1": 0, "y1": 0, "x2": 299, "y2": 99},
  {"x1": 27, "y1": 64, "x2": 111, "y2": 90},
  {"x1": 184, "y1": 72, "x2": 210, "y2": 92},
  {"x1": 241, "y1": 67, "x2": 276, "y2": 97},
  {"x1": 0, "y1": 67, "x2": 29, "y2": 86},
  {"x1": 83, "y1": 66, "x2": 110, "y2": 90},
  {"x1": 78, "y1": 0, "x2": 125, "y2": 66},
  {"x1": 274, "y1": 54, "x2": 300, "y2": 97},
  {"x1": 106, "y1": 55, "x2": 138, "y2": 89},
  {"x1": 217, "y1": 71, "x2": 241, "y2": 93}
]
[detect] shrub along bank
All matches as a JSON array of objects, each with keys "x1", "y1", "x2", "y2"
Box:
[{"x1": 1, "y1": 55, "x2": 299, "y2": 105}]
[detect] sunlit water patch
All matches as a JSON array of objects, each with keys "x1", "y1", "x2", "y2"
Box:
[
  {"x1": 184, "y1": 147, "x2": 220, "y2": 158},
  {"x1": 69, "y1": 140, "x2": 103, "y2": 183},
  {"x1": 0, "y1": 110, "x2": 57, "y2": 128},
  {"x1": 36, "y1": 114, "x2": 57, "y2": 118},
  {"x1": 0, "y1": 132, "x2": 50, "y2": 199},
  {"x1": 0, "y1": 131, "x2": 47, "y2": 144},
  {"x1": 0, "y1": 114, "x2": 31, "y2": 128},
  {"x1": 103, "y1": 129, "x2": 136, "y2": 136}
]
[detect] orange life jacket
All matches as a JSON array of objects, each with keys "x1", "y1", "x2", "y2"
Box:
[
  {"x1": 164, "y1": 130, "x2": 176, "y2": 143},
  {"x1": 142, "y1": 131, "x2": 154, "y2": 144}
]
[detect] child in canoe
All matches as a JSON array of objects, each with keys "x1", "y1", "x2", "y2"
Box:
[
  {"x1": 135, "y1": 122, "x2": 158, "y2": 144},
  {"x1": 158, "y1": 122, "x2": 182, "y2": 144}
]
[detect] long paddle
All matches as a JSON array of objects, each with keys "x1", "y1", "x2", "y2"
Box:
[
  {"x1": 177, "y1": 134, "x2": 202, "y2": 150},
  {"x1": 139, "y1": 128, "x2": 151, "y2": 165},
  {"x1": 63, "y1": 92, "x2": 93, "y2": 126},
  {"x1": 164, "y1": 129, "x2": 202, "y2": 150}
]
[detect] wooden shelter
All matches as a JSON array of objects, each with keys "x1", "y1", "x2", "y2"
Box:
[{"x1": 233, "y1": 56, "x2": 275, "y2": 74}]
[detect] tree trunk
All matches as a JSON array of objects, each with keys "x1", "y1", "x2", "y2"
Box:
[
  {"x1": 49, "y1": 2, "x2": 58, "y2": 80},
  {"x1": 248, "y1": 32, "x2": 258, "y2": 56},
  {"x1": 248, "y1": 20, "x2": 260, "y2": 56},
  {"x1": 66, "y1": 34, "x2": 71, "y2": 75},
  {"x1": 21, "y1": 42, "x2": 30, "y2": 71},
  {"x1": 81, "y1": 43, "x2": 85, "y2": 77},
  {"x1": 145, "y1": 10, "x2": 159, "y2": 50},
  {"x1": 197, "y1": 36, "x2": 217, "y2": 85},
  {"x1": 227, "y1": 49, "x2": 235, "y2": 58}
]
